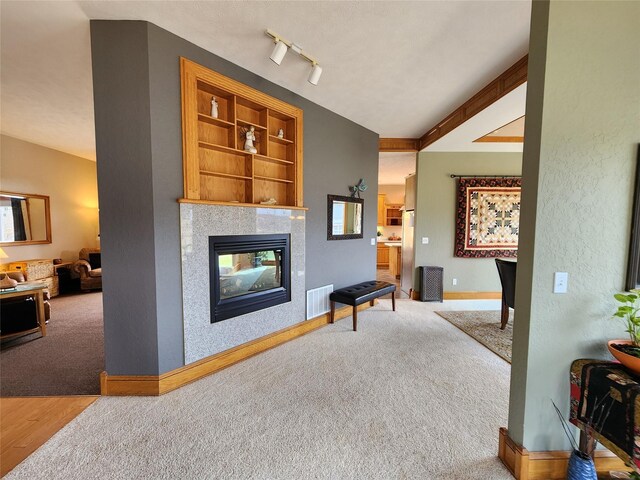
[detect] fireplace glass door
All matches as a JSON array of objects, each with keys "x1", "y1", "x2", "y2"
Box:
[
  {"x1": 219, "y1": 250, "x2": 283, "y2": 300},
  {"x1": 210, "y1": 234, "x2": 291, "y2": 322}
]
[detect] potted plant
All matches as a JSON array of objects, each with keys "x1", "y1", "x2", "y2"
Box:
[{"x1": 610, "y1": 290, "x2": 640, "y2": 373}]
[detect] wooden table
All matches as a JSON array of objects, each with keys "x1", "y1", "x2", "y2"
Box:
[{"x1": 0, "y1": 283, "x2": 47, "y2": 340}]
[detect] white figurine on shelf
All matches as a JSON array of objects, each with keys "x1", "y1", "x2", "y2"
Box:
[
  {"x1": 244, "y1": 125, "x2": 258, "y2": 153},
  {"x1": 211, "y1": 96, "x2": 219, "y2": 118},
  {"x1": 277, "y1": 128, "x2": 284, "y2": 139}
]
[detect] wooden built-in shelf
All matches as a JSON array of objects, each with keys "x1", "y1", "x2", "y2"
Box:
[
  {"x1": 200, "y1": 170, "x2": 252, "y2": 180},
  {"x1": 269, "y1": 135, "x2": 293, "y2": 145},
  {"x1": 198, "y1": 113, "x2": 235, "y2": 128},
  {"x1": 182, "y1": 58, "x2": 303, "y2": 207},
  {"x1": 254, "y1": 175, "x2": 293, "y2": 184},
  {"x1": 236, "y1": 119, "x2": 267, "y2": 131},
  {"x1": 254, "y1": 154, "x2": 294, "y2": 165},
  {"x1": 178, "y1": 198, "x2": 308, "y2": 211}
]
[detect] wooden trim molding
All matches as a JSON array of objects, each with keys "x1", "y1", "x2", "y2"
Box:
[
  {"x1": 498, "y1": 427, "x2": 630, "y2": 480},
  {"x1": 474, "y1": 136, "x2": 524, "y2": 143},
  {"x1": 101, "y1": 302, "x2": 376, "y2": 396},
  {"x1": 410, "y1": 290, "x2": 501, "y2": 300},
  {"x1": 418, "y1": 55, "x2": 528, "y2": 151},
  {"x1": 177, "y1": 198, "x2": 309, "y2": 211},
  {"x1": 379, "y1": 138, "x2": 419, "y2": 152}
]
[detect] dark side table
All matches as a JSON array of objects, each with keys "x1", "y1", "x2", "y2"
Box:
[{"x1": 570, "y1": 359, "x2": 639, "y2": 472}]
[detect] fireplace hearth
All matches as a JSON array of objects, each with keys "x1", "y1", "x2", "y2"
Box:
[{"x1": 209, "y1": 234, "x2": 291, "y2": 323}]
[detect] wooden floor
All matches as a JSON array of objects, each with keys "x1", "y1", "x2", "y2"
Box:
[
  {"x1": 376, "y1": 267, "x2": 410, "y2": 299},
  {"x1": 0, "y1": 396, "x2": 98, "y2": 477}
]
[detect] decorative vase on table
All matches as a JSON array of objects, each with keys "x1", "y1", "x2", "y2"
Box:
[{"x1": 567, "y1": 450, "x2": 597, "y2": 480}]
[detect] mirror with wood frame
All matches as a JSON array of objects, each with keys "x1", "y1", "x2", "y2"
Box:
[
  {"x1": 0, "y1": 191, "x2": 51, "y2": 246},
  {"x1": 626, "y1": 145, "x2": 640, "y2": 290},
  {"x1": 327, "y1": 194, "x2": 364, "y2": 240}
]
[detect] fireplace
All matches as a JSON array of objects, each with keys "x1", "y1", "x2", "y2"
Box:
[{"x1": 209, "y1": 234, "x2": 291, "y2": 323}]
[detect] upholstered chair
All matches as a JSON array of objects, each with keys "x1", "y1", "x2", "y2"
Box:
[
  {"x1": 495, "y1": 259, "x2": 516, "y2": 330},
  {"x1": 73, "y1": 248, "x2": 102, "y2": 292}
]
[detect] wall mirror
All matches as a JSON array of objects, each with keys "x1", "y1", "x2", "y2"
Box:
[
  {"x1": 0, "y1": 191, "x2": 51, "y2": 246},
  {"x1": 626, "y1": 145, "x2": 640, "y2": 290},
  {"x1": 327, "y1": 194, "x2": 364, "y2": 240}
]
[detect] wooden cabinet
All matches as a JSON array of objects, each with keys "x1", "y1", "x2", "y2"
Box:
[
  {"x1": 377, "y1": 194, "x2": 386, "y2": 226},
  {"x1": 388, "y1": 246, "x2": 402, "y2": 278},
  {"x1": 180, "y1": 58, "x2": 304, "y2": 208},
  {"x1": 377, "y1": 245, "x2": 390, "y2": 267},
  {"x1": 385, "y1": 204, "x2": 403, "y2": 226}
]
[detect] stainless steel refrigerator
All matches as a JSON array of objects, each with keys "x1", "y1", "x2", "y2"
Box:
[{"x1": 401, "y1": 210, "x2": 414, "y2": 295}]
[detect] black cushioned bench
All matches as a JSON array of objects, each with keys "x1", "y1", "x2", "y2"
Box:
[{"x1": 329, "y1": 280, "x2": 396, "y2": 331}]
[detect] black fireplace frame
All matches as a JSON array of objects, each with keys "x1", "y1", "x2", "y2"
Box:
[{"x1": 209, "y1": 234, "x2": 291, "y2": 323}]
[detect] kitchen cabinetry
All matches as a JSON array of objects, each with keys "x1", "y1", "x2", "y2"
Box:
[
  {"x1": 377, "y1": 194, "x2": 386, "y2": 226},
  {"x1": 385, "y1": 204, "x2": 403, "y2": 226},
  {"x1": 388, "y1": 246, "x2": 402, "y2": 278},
  {"x1": 376, "y1": 244, "x2": 389, "y2": 267}
]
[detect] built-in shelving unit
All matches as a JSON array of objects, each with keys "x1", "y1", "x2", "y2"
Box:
[{"x1": 180, "y1": 58, "x2": 304, "y2": 208}]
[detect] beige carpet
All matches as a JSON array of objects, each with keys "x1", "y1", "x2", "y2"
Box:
[
  {"x1": 6, "y1": 299, "x2": 512, "y2": 480},
  {"x1": 434, "y1": 310, "x2": 513, "y2": 363}
]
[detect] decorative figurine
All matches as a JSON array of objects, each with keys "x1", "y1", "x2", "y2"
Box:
[
  {"x1": 349, "y1": 178, "x2": 368, "y2": 198},
  {"x1": 211, "y1": 96, "x2": 219, "y2": 118},
  {"x1": 277, "y1": 128, "x2": 284, "y2": 139},
  {"x1": 244, "y1": 125, "x2": 258, "y2": 154}
]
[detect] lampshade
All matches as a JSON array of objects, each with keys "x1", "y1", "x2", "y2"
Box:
[
  {"x1": 0, "y1": 247, "x2": 8, "y2": 259},
  {"x1": 308, "y1": 64, "x2": 323, "y2": 85},
  {"x1": 270, "y1": 41, "x2": 288, "y2": 65}
]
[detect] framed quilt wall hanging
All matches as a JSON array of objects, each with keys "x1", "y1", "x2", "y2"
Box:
[{"x1": 454, "y1": 177, "x2": 521, "y2": 258}]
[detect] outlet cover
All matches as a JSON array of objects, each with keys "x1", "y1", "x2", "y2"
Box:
[{"x1": 553, "y1": 272, "x2": 568, "y2": 293}]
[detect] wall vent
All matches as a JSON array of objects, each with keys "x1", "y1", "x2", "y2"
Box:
[{"x1": 306, "y1": 284, "x2": 333, "y2": 320}]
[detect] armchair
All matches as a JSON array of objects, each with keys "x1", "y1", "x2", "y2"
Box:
[{"x1": 73, "y1": 248, "x2": 102, "y2": 292}]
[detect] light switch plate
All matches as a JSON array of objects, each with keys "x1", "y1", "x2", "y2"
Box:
[
  {"x1": 422, "y1": 237, "x2": 429, "y2": 244},
  {"x1": 553, "y1": 272, "x2": 568, "y2": 293},
  {"x1": 370, "y1": 238, "x2": 376, "y2": 245}
]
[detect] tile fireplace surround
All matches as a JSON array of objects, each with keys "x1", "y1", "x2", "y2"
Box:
[{"x1": 180, "y1": 204, "x2": 305, "y2": 364}]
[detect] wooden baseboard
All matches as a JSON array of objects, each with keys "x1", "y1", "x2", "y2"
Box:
[
  {"x1": 101, "y1": 302, "x2": 375, "y2": 396},
  {"x1": 498, "y1": 427, "x2": 630, "y2": 479},
  {"x1": 410, "y1": 290, "x2": 501, "y2": 300}
]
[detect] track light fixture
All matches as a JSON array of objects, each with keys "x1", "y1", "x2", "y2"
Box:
[{"x1": 266, "y1": 29, "x2": 323, "y2": 85}]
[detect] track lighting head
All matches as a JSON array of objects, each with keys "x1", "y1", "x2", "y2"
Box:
[
  {"x1": 308, "y1": 63, "x2": 322, "y2": 85},
  {"x1": 270, "y1": 40, "x2": 288, "y2": 65},
  {"x1": 265, "y1": 29, "x2": 322, "y2": 86}
]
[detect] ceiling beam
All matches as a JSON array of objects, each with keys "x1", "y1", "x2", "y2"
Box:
[
  {"x1": 417, "y1": 55, "x2": 528, "y2": 151},
  {"x1": 474, "y1": 136, "x2": 524, "y2": 143},
  {"x1": 379, "y1": 138, "x2": 419, "y2": 152}
]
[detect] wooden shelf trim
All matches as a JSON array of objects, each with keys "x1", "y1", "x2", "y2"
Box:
[
  {"x1": 269, "y1": 135, "x2": 294, "y2": 145},
  {"x1": 254, "y1": 175, "x2": 293, "y2": 184},
  {"x1": 198, "y1": 141, "x2": 250, "y2": 157},
  {"x1": 236, "y1": 118, "x2": 267, "y2": 130},
  {"x1": 254, "y1": 154, "x2": 294, "y2": 165},
  {"x1": 197, "y1": 113, "x2": 235, "y2": 128},
  {"x1": 178, "y1": 198, "x2": 308, "y2": 211},
  {"x1": 200, "y1": 170, "x2": 252, "y2": 180}
]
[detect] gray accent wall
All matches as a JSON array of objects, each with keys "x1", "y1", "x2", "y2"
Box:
[
  {"x1": 413, "y1": 152, "x2": 522, "y2": 292},
  {"x1": 90, "y1": 21, "x2": 378, "y2": 375},
  {"x1": 508, "y1": 0, "x2": 640, "y2": 451}
]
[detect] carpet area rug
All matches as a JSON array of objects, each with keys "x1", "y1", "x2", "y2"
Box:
[
  {"x1": 434, "y1": 310, "x2": 513, "y2": 362},
  {"x1": 5, "y1": 299, "x2": 512, "y2": 480},
  {"x1": 0, "y1": 292, "x2": 104, "y2": 396}
]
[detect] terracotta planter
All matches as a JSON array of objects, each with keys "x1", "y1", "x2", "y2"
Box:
[{"x1": 608, "y1": 339, "x2": 640, "y2": 374}]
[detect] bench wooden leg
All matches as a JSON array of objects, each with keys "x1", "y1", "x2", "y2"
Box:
[
  {"x1": 392, "y1": 291, "x2": 396, "y2": 311},
  {"x1": 353, "y1": 306, "x2": 357, "y2": 331},
  {"x1": 330, "y1": 301, "x2": 335, "y2": 323}
]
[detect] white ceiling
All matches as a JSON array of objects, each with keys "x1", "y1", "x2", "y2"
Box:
[
  {"x1": 0, "y1": 1, "x2": 531, "y2": 162},
  {"x1": 379, "y1": 152, "x2": 417, "y2": 186}
]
